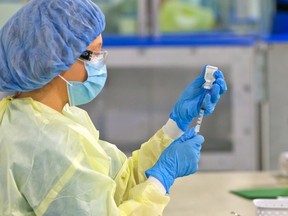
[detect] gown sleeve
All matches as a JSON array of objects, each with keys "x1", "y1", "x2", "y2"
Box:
[{"x1": 113, "y1": 128, "x2": 175, "y2": 215}]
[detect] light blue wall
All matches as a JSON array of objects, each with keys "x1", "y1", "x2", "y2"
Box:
[{"x1": 0, "y1": 3, "x2": 25, "y2": 28}]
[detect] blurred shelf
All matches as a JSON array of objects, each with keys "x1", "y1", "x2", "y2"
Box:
[
  {"x1": 264, "y1": 34, "x2": 288, "y2": 44},
  {"x1": 103, "y1": 32, "x2": 259, "y2": 48}
]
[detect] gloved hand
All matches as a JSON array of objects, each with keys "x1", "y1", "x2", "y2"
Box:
[
  {"x1": 170, "y1": 65, "x2": 227, "y2": 131},
  {"x1": 145, "y1": 128, "x2": 204, "y2": 193}
]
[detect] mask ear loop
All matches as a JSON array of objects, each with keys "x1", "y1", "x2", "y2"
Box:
[{"x1": 58, "y1": 75, "x2": 73, "y2": 86}]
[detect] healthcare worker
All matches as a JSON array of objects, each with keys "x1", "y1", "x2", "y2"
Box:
[{"x1": 0, "y1": 0, "x2": 227, "y2": 215}]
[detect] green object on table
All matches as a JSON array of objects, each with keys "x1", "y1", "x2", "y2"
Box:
[{"x1": 231, "y1": 188, "x2": 288, "y2": 200}]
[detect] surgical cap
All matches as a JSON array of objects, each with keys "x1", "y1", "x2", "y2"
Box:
[{"x1": 0, "y1": 0, "x2": 105, "y2": 92}]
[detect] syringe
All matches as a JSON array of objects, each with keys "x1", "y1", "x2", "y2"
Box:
[{"x1": 194, "y1": 65, "x2": 218, "y2": 134}]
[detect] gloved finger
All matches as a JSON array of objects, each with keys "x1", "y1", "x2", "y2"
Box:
[
  {"x1": 213, "y1": 70, "x2": 224, "y2": 79},
  {"x1": 193, "y1": 164, "x2": 199, "y2": 174},
  {"x1": 210, "y1": 83, "x2": 221, "y2": 103},
  {"x1": 215, "y1": 78, "x2": 227, "y2": 95},
  {"x1": 191, "y1": 134, "x2": 205, "y2": 144},
  {"x1": 185, "y1": 79, "x2": 204, "y2": 94},
  {"x1": 190, "y1": 65, "x2": 211, "y2": 88},
  {"x1": 214, "y1": 70, "x2": 227, "y2": 94},
  {"x1": 193, "y1": 142, "x2": 203, "y2": 152},
  {"x1": 195, "y1": 134, "x2": 205, "y2": 143},
  {"x1": 179, "y1": 127, "x2": 196, "y2": 142},
  {"x1": 203, "y1": 94, "x2": 215, "y2": 115}
]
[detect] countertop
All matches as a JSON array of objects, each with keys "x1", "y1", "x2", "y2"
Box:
[{"x1": 163, "y1": 171, "x2": 288, "y2": 216}]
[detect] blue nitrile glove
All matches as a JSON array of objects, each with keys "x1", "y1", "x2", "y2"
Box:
[
  {"x1": 170, "y1": 65, "x2": 227, "y2": 131},
  {"x1": 145, "y1": 128, "x2": 204, "y2": 193}
]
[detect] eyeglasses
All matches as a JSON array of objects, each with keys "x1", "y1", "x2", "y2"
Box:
[{"x1": 78, "y1": 50, "x2": 108, "y2": 65}]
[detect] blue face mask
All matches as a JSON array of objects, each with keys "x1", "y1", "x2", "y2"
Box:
[{"x1": 63, "y1": 62, "x2": 107, "y2": 106}]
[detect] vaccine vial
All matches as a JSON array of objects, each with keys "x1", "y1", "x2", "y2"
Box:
[{"x1": 203, "y1": 65, "x2": 218, "y2": 89}]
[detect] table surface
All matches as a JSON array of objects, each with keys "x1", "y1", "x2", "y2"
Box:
[{"x1": 163, "y1": 171, "x2": 288, "y2": 216}]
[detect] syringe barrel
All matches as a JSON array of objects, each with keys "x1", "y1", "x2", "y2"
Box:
[
  {"x1": 195, "y1": 65, "x2": 218, "y2": 134},
  {"x1": 195, "y1": 108, "x2": 205, "y2": 134}
]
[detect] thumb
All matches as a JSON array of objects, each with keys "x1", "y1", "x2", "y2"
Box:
[
  {"x1": 192, "y1": 134, "x2": 205, "y2": 144},
  {"x1": 179, "y1": 127, "x2": 195, "y2": 142},
  {"x1": 203, "y1": 94, "x2": 216, "y2": 116}
]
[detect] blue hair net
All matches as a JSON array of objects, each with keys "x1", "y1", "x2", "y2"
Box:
[{"x1": 0, "y1": 0, "x2": 105, "y2": 92}]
